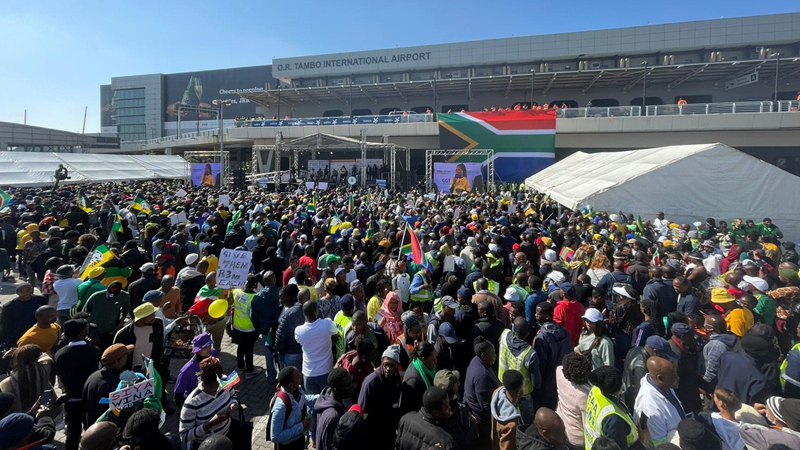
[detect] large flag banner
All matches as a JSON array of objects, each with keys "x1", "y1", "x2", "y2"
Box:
[
  {"x1": 438, "y1": 110, "x2": 556, "y2": 181},
  {"x1": 400, "y1": 223, "x2": 424, "y2": 266},
  {"x1": 0, "y1": 189, "x2": 12, "y2": 209},
  {"x1": 79, "y1": 243, "x2": 114, "y2": 280},
  {"x1": 131, "y1": 195, "x2": 152, "y2": 215}
]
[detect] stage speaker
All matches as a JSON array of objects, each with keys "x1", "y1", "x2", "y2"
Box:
[{"x1": 233, "y1": 169, "x2": 246, "y2": 188}]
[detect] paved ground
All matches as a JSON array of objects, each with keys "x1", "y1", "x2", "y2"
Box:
[{"x1": 1, "y1": 270, "x2": 278, "y2": 449}]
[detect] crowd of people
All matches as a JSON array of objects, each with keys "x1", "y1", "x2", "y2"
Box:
[{"x1": 0, "y1": 178, "x2": 799, "y2": 450}]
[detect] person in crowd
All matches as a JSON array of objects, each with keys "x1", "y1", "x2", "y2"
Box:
[
  {"x1": 575, "y1": 308, "x2": 615, "y2": 369},
  {"x1": 336, "y1": 338, "x2": 375, "y2": 399},
  {"x1": 667, "y1": 322, "x2": 704, "y2": 414},
  {"x1": 174, "y1": 333, "x2": 217, "y2": 405},
  {"x1": 16, "y1": 305, "x2": 60, "y2": 356},
  {"x1": 121, "y1": 408, "x2": 175, "y2": 450},
  {"x1": 673, "y1": 276, "x2": 700, "y2": 316},
  {"x1": 555, "y1": 352, "x2": 592, "y2": 449},
  {"x1": 113, "y1": 302, "x2": 163, "y2": 372},
  {"x1": 269, "y1": 366, "x2": 316, "y2": 449},
  {"x1": 710, "y1": 388, "x2": 745, "y2": 450},
  {"x1": 231, "y1": 274, "x2": 263, "y2": 379},
  {"x1": 177, "y1": 255, "x2": 206, "y2": 313},
  {"x1": 743, "y1": 275, "x2": 777, "y2": 327},
  {"x1": 702, "y1": 314, "x2": 737, "y2": 384},
  {"x1": 77, "y1": 422, "x2": 118, "y2": 450},
  {"x1": 433, "y1": 368, "x2": 478, "y2": 450},
  {"x1": 717, "y1": 325, "x2": 778, "y2": 405},
  {"x1": 490, "y1": 369, "x2": 524, "y2": 450},
  {"x1": 0, "y1": 343, "x2": 57, "y2": 420},
  {"x1": 554, "y1": 281, "x2": 586, "y2": 347},
  {"x1": 712, "y1": 285, "x2": 754, "y2": 337},
  {"x1": 466, "y1": 336, "x2": 501, "y2": 447},
  {"x1": 275, "y1": 284, "x2": 304, "y2": 371},
  {"x1": 295, "y1": 300, "x2": 339, "y2": 396},
  {"x1": 53, "y1": 318, "x2": 102, "y2": 450},
  {"x1": 82, "y1": 281, "x2": 130, "y2": 349},
  {"x1": 400, "y1": 341, "x2": 438, "y2": 416},
  {"x1": 585, "y1": 366, "x2": 648, "y2": 450},
  {"x1": 738, "y1": 396, "x2": 800, "y2": 447},
  {"x1": 498, "y1": 316, "x2": 539, "y2": 424},
  {"x1": 0, "y1": 411, "x2": 57, "y2": 450},
  {"x1": 250, "y1": 270, "x2": 281, "y2": 383},
  {"x1": 428, "y1": 295, "x2": 458, "y2": 343},
  {"x1": 378, "y1": 291, "x2": 404, "y2": 343},
  {"x1": 395, "y1": 386, "x2": 458, "y2": 450},
  {"x1": 128, "y1": 263, "x2": 160, "y2": 314},
  {"x1": 621, "y1": 335, "x2": 679, "y2": 411},
  {"x1": 676, "y1": 418, "x2": 723, "y2": 450},
  {"x1": 633, "y1": 356, "x2": 686, "y2": 447},
  {"x1": 83, "y1": 343, "x2": 133, "y2": 425},
  {"x1": 358, "y1": 344, "x2": 402, "y2": 449},
  {"x1": 0, "y1": 282, "x2": 48, "y2": 349},
  {"x1": 179, "y1": 356, "x2": 238, "y2": 450},
  {"x1": 471, "y1": 300, "x2": 506, "y2": 368},
  {"x1": 314, "y1": 368, "x2": 354, "y2": 450}
]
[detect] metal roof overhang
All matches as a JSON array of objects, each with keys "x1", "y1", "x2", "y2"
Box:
[{"x1": 239, "y1": 58, "x2": 800, "y2": 107}]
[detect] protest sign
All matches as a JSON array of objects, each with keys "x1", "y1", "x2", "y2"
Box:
[
  {"x1": 216, "y1": 248, "x2": 251, "y2": 289},
  {"x1": 218, "y1": 195, "x2": 230, "y2": 207},
  {"x1": 318, "y1": 182, "x2": 329, "y2": 190},
  {"x1": 305, "y1": 181, "x2": 315, "y2": 190},
  {"x1": 175, "y1": 188, "x2": 188, "y2": 198},
  {"x1": 170, "y1": 212, "x2": 188, "y2": 225},
  {"x1": 508, "y1": 204, "x2": 517, "y2": 214},
  {"x1": 109, "y1": 378, "x2": 155, "y2": 410}
]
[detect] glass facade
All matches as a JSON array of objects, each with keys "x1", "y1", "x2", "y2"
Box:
[{"x1": 114, "y1": 88, "x2": 146, "y2": 141}]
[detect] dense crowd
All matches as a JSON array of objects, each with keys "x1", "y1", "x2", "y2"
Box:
[{"x1": 0, "y1": 179, "x2": 799, "y2": 450}]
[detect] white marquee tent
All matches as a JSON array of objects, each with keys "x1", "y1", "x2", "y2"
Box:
[
  {"x1": 0, "y1": 153, "x2": 189, "y2": 187},
  {"x1": 525, "y1": 143, "x2": 800, "y2": 240}
]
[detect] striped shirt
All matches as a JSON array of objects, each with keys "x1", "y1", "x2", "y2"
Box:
[{"x1": 179, "y1": 385, "x2": 238, "y2": 443}]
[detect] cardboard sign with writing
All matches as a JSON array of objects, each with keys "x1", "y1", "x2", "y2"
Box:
[
  {"x1": 218, "y1": 195, "x2": 230, "y2": 207},
  {"x1": 216, "y1": 249, "x2": 251, "y2": 289},
  {"x1": 109, "y1": 378, "x2": 155, "y2": 410}
]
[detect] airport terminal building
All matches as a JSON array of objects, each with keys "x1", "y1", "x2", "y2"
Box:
[{"x1": 102, "y1": 12, "x2": 800, "y2": 141}]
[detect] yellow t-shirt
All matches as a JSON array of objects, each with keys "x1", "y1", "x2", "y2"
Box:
[
  {"x1": 367, "y1": 295, "x2": 382, "y2": 322},
  {"x1": 203, "y1": 255, "x2": 219, "y2": 275},
  {"x1": 450, "y1": 176, "x2": 470, "y2": 194},
  {"x1": 18, "y1": 323, "x2": 62, "y2": 355}
]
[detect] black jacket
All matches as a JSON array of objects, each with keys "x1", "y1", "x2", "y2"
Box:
[
  {"x1": 128, "y1": 273, "x2": 161, "y2": 313},
  {"x1": 400, "y1": 360, "x2": 431, "y2": 417},
  {"x1": 622, "y1": 346, "x2": 649, "y2": 410},
  {"x1": 469, "y1": 316, "x2": 505, "y2": 361},
  {"x1": 517, "y1": 423, "x2": 568, "y2": 450},
  {"x1": 53, "y1": 342, "x2": 102, "y2": 400},
  {"x1": 395, "y1": 408, "x2": 458, "y2": 450},
  {"x1": 120, "y1": 247, "x2": 150, "y2": 283},
  {"x1": 82, "y1": 367, "x2": 125, "y2": 424},
  {"x1": 113, "y1": 318, "x2": 164, "y2": 368}
]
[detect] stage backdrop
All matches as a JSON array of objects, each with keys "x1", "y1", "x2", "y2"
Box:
[
  {"x1": 438, "y1": 110, "x2": 556, "y2": 182},
  {"x1": 434, "y1": 162, "x2": 484, "y2": 194},
  {"x1": 191, "y1": 163, "x2": 220, "y2": 187}
]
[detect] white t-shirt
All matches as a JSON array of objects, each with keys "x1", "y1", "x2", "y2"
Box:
[
  {"x1": 54, "y1": 278, "x2": 84, "y2": 311},
  {"x1": 295, "y1": 318, "x2": 338, "y2": 377},
  {"x1": 393, "y1": 274, "x2": 411, "y2": 303}
]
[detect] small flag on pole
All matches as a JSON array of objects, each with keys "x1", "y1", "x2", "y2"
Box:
[
  {"x1": 78, "y1": 193, "x2": 93, "y2": 213},
  {"x1": 111, "y1": 214, "x2": 123, "y2": 233},
  {"x1": 308, "y1": 193, "x2": 318, "y2": 214},
  {"x1": 400, "y1": 222, "x2": 424, "y2": 266},
  {"x1": 219, "y1": 371, "x2": 241, "y2": 390},
  {"x1": 131, "y1": 195, "x2": 152, "y2": 215}
]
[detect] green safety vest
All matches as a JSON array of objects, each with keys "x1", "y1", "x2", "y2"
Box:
[
  {"x1": 232, "y1": 289, "x2": 256, "y2": 332},
  {"x1": 584, "y1": 386, "x2": 638, "y2": 450},
  {"x1": 498, "y1": 329, "x2": 534, "y2": 396},
  {"x1": 781, "y1": 342, "x2": 800, "y2": 388},
  {"x1": 411, "y1": 273, "x2": 433, "y2": 303},
  {"x1": 334, "y1": 311, "x2": 353, "y2": 358},
  {"x1": 472, "y1": 280, "x2": 500, "y2": 295}
]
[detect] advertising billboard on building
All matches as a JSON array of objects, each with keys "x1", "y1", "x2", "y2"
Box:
[
  {"x1": 100, "y1": 84, "x2": 115, "y2": 128},
  {"x1": 163, "y1": 66, "x2": 276, "y2": 128},
  {"x1": 191, "y1": 163, "x2": 220, "y2": 187},
  {"x1": 433, "y1": 162, "x2": 484, "y2": 194}
]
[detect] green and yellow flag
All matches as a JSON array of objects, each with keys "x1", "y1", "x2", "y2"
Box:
[
  {"x1": 308, "y1": 193, "x2": 318, "y2": 214},
  {"x1": 131, "y1": 195, "x2": 152, "y2": 215},
  {"x1": 79, "y1": 243, "x2": 114, "y2": 280},
  {"x1": 111, "y1": 214, "x2": 123, "y2": 233},
  {"x1": 226, "y1": 209, "x2": 242, "y2": 234},
  {"x1": 78, "y1": 193, "x2": 93, "y2": 213}
]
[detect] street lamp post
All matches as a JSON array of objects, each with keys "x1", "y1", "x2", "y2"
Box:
[
  {"x1": 771, "y1": 53, "x2": 781, "y2": 111},
  {"x1": 530, "y1": 69, "x2": 536, "y2": 106},
  {"x1": 641, "y1": 61, "x2": 648, "y2": 115},
  {"x1": 277, "y1": 86, "x2": 281, "y2": 120},
  {"x1": 349, "y1": 82, "x2": 354, "y2": 118},
  {"x1": 213, "y1": 99, "x2": 232, "y2": 187}
]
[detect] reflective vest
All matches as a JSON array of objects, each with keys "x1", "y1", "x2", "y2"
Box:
[
  {"x1": 498, "y1": 329, "x2": 534, "y2": 396},
  {"x1": 411, "y1": 273, "x2": 433, "y2": 303},
  {"x1": 585, "y1": 386, "x2": 638, "y2": 450},
  {"x1": 334, "y1": 311, "x2": 353, "y2": 358},
  {"x1": 472, "y1": 280, "x2": 500, "y2": 295},
  {"x1": 781, "y1": 342, "x2": 800, "y2": 388},
  {"x1": 231, "y1": 289, "x2": 256, "y2": 332},
  {"x1": 509, "y1": 284, "x2": 529, "y2": 303}
]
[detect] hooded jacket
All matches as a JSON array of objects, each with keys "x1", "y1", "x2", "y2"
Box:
[
  {"x1": 491, "y1": 386, "x2": 521, "y2": 450},
  {"x1": 314, "y1": 387, "x2": 349, "y2": 450},
  {"x1": 702, "y1": 333, "x2": 737, "y2": 382},
  {"x1": 532, "y1": 321, "x2": 573, "y2": 408}
]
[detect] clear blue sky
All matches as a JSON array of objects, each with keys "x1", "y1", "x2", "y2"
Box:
[{"x1": 1, "y1": 1, "x2": 797, "y2": 133}]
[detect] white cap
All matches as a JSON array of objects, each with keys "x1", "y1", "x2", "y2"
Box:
[
  {"x1": 613, "y1": 286, "x2": 634, "y2": 299},
  {"x1": 743, "y1": 275, "x2": 769, "y2": 292},
  {"x1": 185, "y1": 253, "x2": 199, "y2": 265},
  {"x1": 504, "y1": 288, "x2": 520, "y2": 302},
  {"x1": 544, "y1": 249, "x2": 557, "y2": 262},
  {"x1": 582, "y1": 308, "x2": 604, "y2": 323},
  {"x1": 546, "y1": 271, "x2": 565, "y2": 283}
]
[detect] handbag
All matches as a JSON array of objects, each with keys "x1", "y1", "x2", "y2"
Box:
[{"x1": 228, "y1": 402, "x2": 253, "y2": 450}]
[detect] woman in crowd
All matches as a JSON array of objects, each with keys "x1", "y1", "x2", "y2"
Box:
[
  {"x1": 367, "y1": 279, "x2": 391, "y2": 322},
  {"x1": 318, "y1": 278, "x2": 341, "y2": 320},
  {"x1": 464, "y1": 336, "x2": 500, "y2": 447},
  {"x1": 174, "y1": 333, "x2": 217, "y2": 406},
  {"x1": 556, "y1": 352, "x2": 593, "y2": 450},
  {"x1": 399, "y1": 341, "x2": 437, "y2": 416},
  {"x1": 588, "y1": 253, "x2": 612, "y2": 287},
  {"x1": 575, "y1": 308, "x2": 615, "y2": 369},
  {"x1": 179, "y1": 356, "x2": 239, "y2": 450},
  {"x1": 377, "y1": 291, "x2": 404, "y2": 343},
  {"x1": 0, "y1": 344, "x2": 57, "y2": 416}
]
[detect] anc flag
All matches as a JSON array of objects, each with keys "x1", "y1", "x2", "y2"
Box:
[
  {"x1": 400, "y1": 222, "x2": 424, "y2": 266},
  {"x1": 79, "y1": 242, "x2": 114, "y2": 280},
  {"x1": 308, "y1": 193, "x2": 317, "y2": 214},
  {"x1": 347, "y1": 194, "x2": 354, "y2": 215},
  {"x1": 636, "y1": 214, "x2": 646, "y2": 234},
  {"x1": 329, "y1": 215, "x2": 342, "y2": 235},
  {"x1": 131, "y1": 195, "x2": 152, "y2": 215},
  {"x1": 438, "y1": 110, "x2": 555, "y2": 181},
  {"x1": 78, "y1": 193, "x2": 93, "y2": 213},
  {"x1": 366, "y1": 222, "x2": 375, "y2": 240},
  {"x1": 226, "y1": 209, "x2": 242, "y2": 234},
  {"x1": 0, "y1": 189, "x2": 12, "y2": 209},
  {"x1": 111, "y1": 214, "x2": 123, "y2": 233}
]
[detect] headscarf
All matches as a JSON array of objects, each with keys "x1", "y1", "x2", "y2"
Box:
[
  {"x1": 720, "y1": 244, "x2": 740, "y2": 274},
  {"x1": 378, "y1": 291, "x2": 404, "y2": 342}
]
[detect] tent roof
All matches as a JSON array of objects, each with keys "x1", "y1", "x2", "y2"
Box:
[
  {"x1": 525, "y1": 143, "x2": 800, "y2": 240},
  {"x1": 0, "y1": 152, "x2": 188, "y2": 187}
]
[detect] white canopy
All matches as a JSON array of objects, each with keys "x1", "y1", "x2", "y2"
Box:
[
  {"x1": 0, "y1": 152, "x2": 189, "y2": 187},
  {"x1": 525, "y1": 143, "x2": 800, "y2": 240}
]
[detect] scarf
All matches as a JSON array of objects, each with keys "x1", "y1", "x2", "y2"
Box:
[
  {"x1": 720, "y1": 244, "x2": 740, "y2": 274},
  {"x1": 378, "y1": 292, "x2": 404, "y2": 342},
  {"x1": 412, "y1": 357, "x2": 436, "y2": 388}
]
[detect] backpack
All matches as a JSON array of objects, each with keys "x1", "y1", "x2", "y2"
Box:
[
  {"x1": 265, "y1": 390, "x2": 292, "y2": 447},
  {"x1": 609, "y1": 274, "x2": 634, "y2": 306}
]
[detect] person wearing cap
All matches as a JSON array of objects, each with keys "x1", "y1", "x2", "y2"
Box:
[
  {"x1": 409, "y1": 265, "x2": 434, "y2": 313},
  {"x1": 497, "y1": 316, "x2": 539, "y2": 425},
  {"x1": 742, "y1": 275, "x2": 776, "y2": 327},
  {"x1": 54, "y1": 318, "x2": 101, "y2": 450},
  {"x1": 392, "y1": 258, "x2": 411, "y2": 305},
  {"x1": 433, "y1": 368, "x2": 477, "y2": 450},
  {"x1": 0, "y1": 282, "x2": 48, "y2": 350},
  {"x1": 174, "y1": 332, "x2": 218, "y2": 406},
  {"x1": 0, "y1": 411, "x2": 57, "y2": 450},
  {"x1": 81, "y1": 281, "x2": 131, "y2": 349},
  {"x1": 396, "y1": 386, "x2": 458, "y2": 450},
  {"x1": 70, "y1": 266, "x2": 106, "y2": 316},
  {"x1": 553, "y1": 281, "x2": 586, "y2": 347},
  {"x1": 82, "y1": 343, "x2": 135, "y2": 424},
  {"x1": 738, "y1": 396, "x2": 800, "y2": 447},
  {"x1": 177, "y1": 253, "x2": 206, "y2": 312},
  {"x1": 633, "y1": 356, "x2": 686, "y2": 446},
  {"x1": 357, "y1": 344, "x2": 402, "y2": 449},
  {"x1": 128, "y1": 262, "x2": 160, "y2": 315},
  {"x1": 585, "y1": 365, "x2": 648, "y2": 450},
  {"x1": 428, "y1": 295, "x2": 458, "y2": 344},
  {"x1": 667, "y1": 322, "x2": 704, "y2": 414},
  {"x1": 113, "y1": 302, "x2": 164, "y2": 373},
  {"x1": 576, "y1": 308, "x2": 614, "y2": 370}
]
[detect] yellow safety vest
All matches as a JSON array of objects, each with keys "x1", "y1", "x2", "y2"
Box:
[
  {"x1": 231, "y1": 289, "x2": 256, "y2": 332},
  {"x1": 334, "y1": 311, "x2": 353, "y2": 358},
  {"x1": 584, "y1": 386, "x2": 638, "y2": 450},
  {"x1": 781, "y1": 342, "x2": 800, "y2": 388},
  {"x1": 498, "y1": 329, "x2": 534, "y2": 396},
  {"x1": 411, "y1": 273, "x2": 433, "y2": 303},
  {"x1": 472, "y1": 280, "x2": 500, "y2": 295}
]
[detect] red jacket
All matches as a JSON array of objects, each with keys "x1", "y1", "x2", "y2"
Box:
[{"x1": 553, "y1": 300, "x2": 586, "y2": 347}]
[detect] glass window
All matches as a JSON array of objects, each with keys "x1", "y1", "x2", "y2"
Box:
[
  {"x1": 116, "y1": 107, "x2": 145, "y2": 116},
  {"x1": 114, "y1": 88, "x2": 144, "y2": 100},
  {"x1": 115, "y1": 98, "x2": 144, "y2": 108}
]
